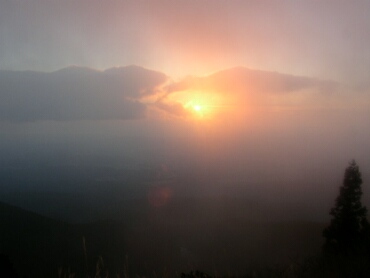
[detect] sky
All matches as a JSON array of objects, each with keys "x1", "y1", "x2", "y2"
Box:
[
  {"x1": 1, "y1": 0, "x2": 370, "y2": 84},
  {"x1": 1, "y1": 0, "x2": 370, "y2": 219}
]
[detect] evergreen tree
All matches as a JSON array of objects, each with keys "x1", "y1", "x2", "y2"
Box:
[{"x1": 323, "y1": 160, "x2": 369, "y2": 255}]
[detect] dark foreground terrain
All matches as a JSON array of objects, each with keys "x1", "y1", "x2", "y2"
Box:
[{"x1": 0, "y1": 197, "x2": 326, "y2": 277}]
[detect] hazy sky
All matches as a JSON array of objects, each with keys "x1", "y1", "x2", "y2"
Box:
[
  {"x1": 1, "y1": 0, "x2": 370, "y2": 85},
  {"x1": 1, "y1": 0, "x2": 370, "y2": 215}
]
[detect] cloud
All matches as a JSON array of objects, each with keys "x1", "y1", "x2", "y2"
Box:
[
  {"x1": 0, "y1": 65, "x2": 168, "y2": 122},
  {"x1": 166, "y1": 67, "x2": 338, "y2": 108},
  {"x1": 0, "y1": 65, "x2": 346, "y2": 123},
  {"x1": 153, "y1": 101, "x2": 189, "y2": 117},
  {"x1": 170, "y1": 67, "x2": 335, "y2": 94}
]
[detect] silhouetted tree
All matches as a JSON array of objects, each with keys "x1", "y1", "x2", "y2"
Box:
[{"x1": 323, "y1": 160, "x2": 369, "y2": 255}]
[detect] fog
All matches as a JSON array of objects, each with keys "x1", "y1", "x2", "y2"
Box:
[{"x1": 1, "y1": 66, "x2": 370, "y2": 225}]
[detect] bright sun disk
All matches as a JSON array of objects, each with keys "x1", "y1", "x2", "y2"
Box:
[
  {"x1": 167, "y1": 89, "x2": 231, "y2": 120},
  {"x1": 193, "y1": 105, "x2": 202, "y2": 111}
]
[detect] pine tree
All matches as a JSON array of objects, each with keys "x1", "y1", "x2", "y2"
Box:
[{"x1": 323, "y1": 160, "x2": 369, "y2": 255}]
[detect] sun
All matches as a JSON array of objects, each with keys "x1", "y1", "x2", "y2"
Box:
[
  {"x1": 165, "y1": 89, "x2": 231, "y2": 120},
  {"x1": 193, "y1": 104, "x2": 202, "y2": 112},
  {"x1": 191, "y1": 103, "x2": 207, "y2": 117},
  {"x1": 185, "y1": 100, "x2": 210, "y2": 118}
]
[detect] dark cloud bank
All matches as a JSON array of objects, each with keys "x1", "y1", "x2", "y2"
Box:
[
  {"x1": 0, "y1": 65, "x2": 340, "y2": 122},
  {"x1": 0, "y1": 65, "x2": 167, "y2": 122}
]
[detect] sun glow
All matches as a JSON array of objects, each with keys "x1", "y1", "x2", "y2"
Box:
[
  {"x1": 184, "y1": 98, "x2": 214, "y2": 118},
  {"x1": 167, "y1": 90, "x2": 222, "y2": 119},
  {"x1": 163, "y1": 88, "x2": 238, "y2": 121},
  {"x1": 193, "y1": 104, "x2": 202, "y2": 112}
]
